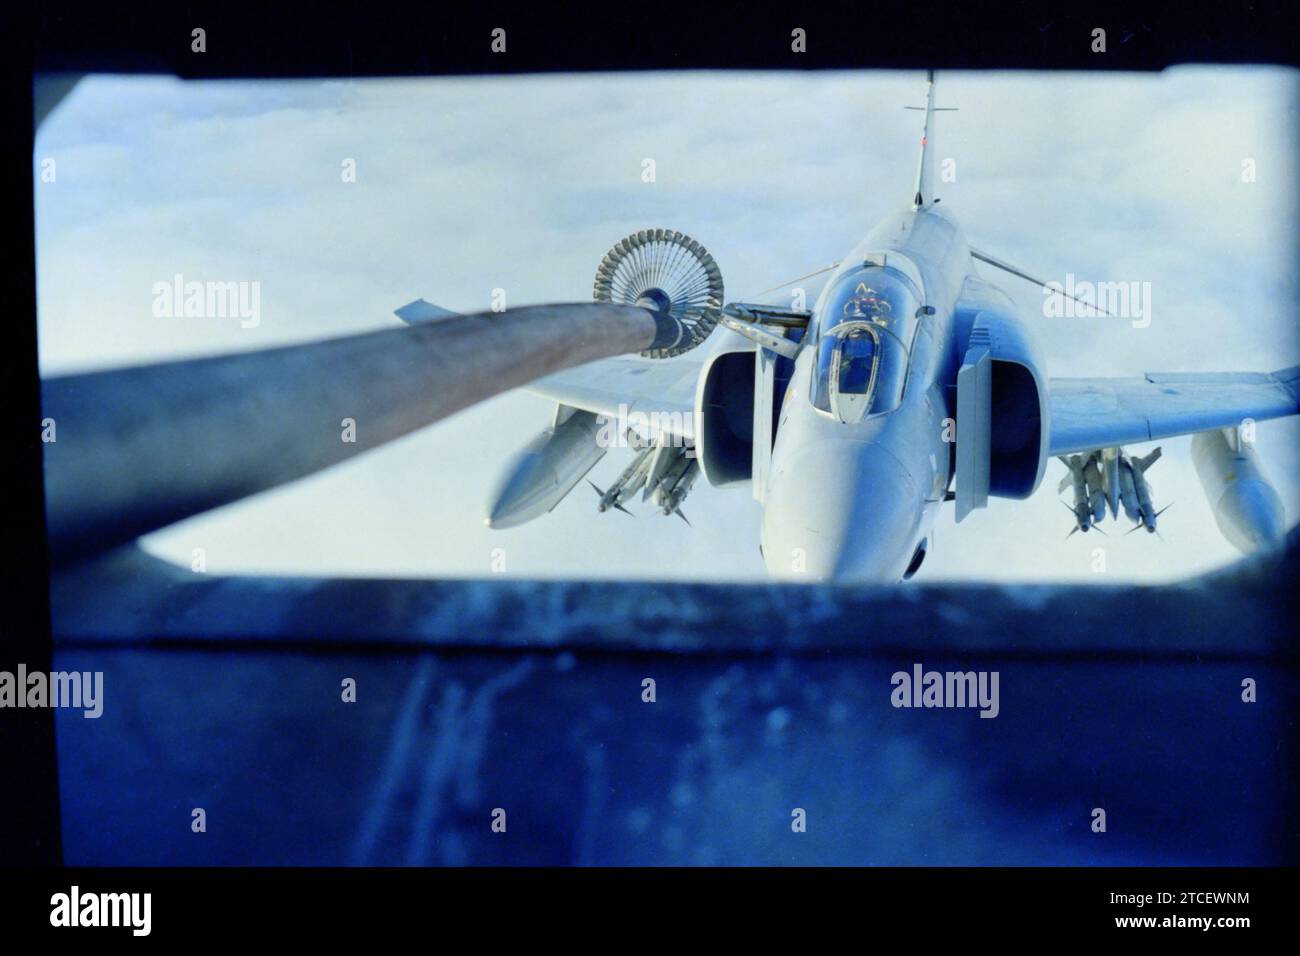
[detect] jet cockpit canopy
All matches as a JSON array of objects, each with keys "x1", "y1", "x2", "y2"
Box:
[{"x1": 811, "y1": 262, "x2": 923, "y2": 423}]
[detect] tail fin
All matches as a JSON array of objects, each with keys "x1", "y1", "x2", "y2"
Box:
[
  {"x1": 1136, "y1": 447, "x2": 1162, "y2": 473},
  {"x1": 906, "y1": 70, "x2": 957, "y2": 209}
]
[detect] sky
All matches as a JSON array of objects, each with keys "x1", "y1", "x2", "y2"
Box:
[{"x1": 33, "y1": 68, "x2": 1300, "y2": 583}]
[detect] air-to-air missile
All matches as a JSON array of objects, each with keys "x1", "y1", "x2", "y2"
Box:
[
  {"x1": 1060, "y1": 447, "x2": 1169, "y2": 538},
  {"x1": 1082, "y1": 454, "x2": 1107, "y2": 523},
  {"x1": 1057, "y1": 453, "x2": 1105, "y2": 536},
  {"x1": 588, "y1": 445, "x2": 654, "y2": 516},
  {"x1": 1117, "y1": 447, "x2": 1167, "y2": 535},
  {"x1": 650, "y1": 454, "x2": 700, "y2": 525}
]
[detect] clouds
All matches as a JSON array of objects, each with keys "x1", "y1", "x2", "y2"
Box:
[{"x1": 34, "y1": 68, "x2": 1300, "y2": 582}]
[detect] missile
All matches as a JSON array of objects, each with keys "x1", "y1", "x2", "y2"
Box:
[
  {"x1": 1131, "y1": 448, "x2": 1161, "y2": 532},
  {"x1": 1191, "y1": 428, "x2": 1286, "y2": 553},
  {"x1": 588, "y1": 480, "x2": 635, "y2": 515},
  {"x1": 1116, "y1": 456, "x2": 1141, "y2": 524},
  {"x1": 641, "y1": 440, "x2": 681, "y2": 502},
  {"x1": 650, "y1": 451, "x2": 694, "y2": 507},
  {"x1": 1061, "y1": 449, "x2": 1164, "y2": 538},
  {"x1": 656, "y1": 457, "x2": 700, "y2": 523},
  {"x1": 485, "y1": 408, "x2": 606, "y2": 529},
  {"x1": 1082, "y1": 454, "x2": 1106, "y2": 523},
  {"x1": 589, "y1": 446, "x2": 653, "y2": 514},
  {"x1": 1115, "y1": 447, "x2": 1165, "y2": 534},
  {"x1": 1102, "y1": 450, "x2": 1120, "y2": 519},
  {"x1": 617, "y1": 446, "x2": 654, "y2": 500},
  {"x1": 635, "y1": 444, "x2": 697, "y2": 522},
  {"x1": 624, "y1": 428, "x2": 653, "y2": 452},
  {"x1": 1130, "y1": 461, "x2": 1154, "y2": 529},
  {"x1": 1057, "y1": 454, "x2": 1092, "y2": 534}
]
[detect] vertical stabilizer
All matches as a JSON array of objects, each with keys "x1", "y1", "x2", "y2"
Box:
[
  {"x1": 908, "y1": 71, "x2": 956, "y2": 209},
  {"x1": 912, "y1": 71, "x2": 937, "y2": 208}
]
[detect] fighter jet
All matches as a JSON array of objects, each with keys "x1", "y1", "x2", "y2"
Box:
[{"x1": 462, "y1": 72, "x2": 1297, "y2": 582}]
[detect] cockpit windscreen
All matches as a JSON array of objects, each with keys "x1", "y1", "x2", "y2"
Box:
[{"x1": 810, "y1": 265, "x2": 921, "y2": 422}]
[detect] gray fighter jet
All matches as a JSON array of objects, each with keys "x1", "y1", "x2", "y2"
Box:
[{"x1": 465, "y1": 73, "x2": 1296, "y2": 582}]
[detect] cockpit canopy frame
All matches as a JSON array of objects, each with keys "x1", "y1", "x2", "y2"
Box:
[{"x1": 810, "y1": 260, "x2": 924, "y2": 424}]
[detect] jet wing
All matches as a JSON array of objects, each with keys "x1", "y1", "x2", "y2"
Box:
[
  {"x1": 1048, "y1": 365, "x2": 1300, "y2": 456},
  {"x1": 525, "y1": 355, "x2": 702, "y2": 442}
]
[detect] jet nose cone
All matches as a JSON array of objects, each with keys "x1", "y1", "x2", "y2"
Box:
[{"x1": 761, "y1": 440, "x2": 922, "y2": 583}]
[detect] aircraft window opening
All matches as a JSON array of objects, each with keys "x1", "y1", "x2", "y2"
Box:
[{"x1": 837, "y1": 327, "x2": 877, "y2": 393}]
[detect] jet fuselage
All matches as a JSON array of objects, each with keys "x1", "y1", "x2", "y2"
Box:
[{"x1": 760, "y1": 203, "x2": 979, "y2": 581}]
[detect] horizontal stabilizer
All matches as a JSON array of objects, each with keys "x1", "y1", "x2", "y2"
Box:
[{"x1": 394, "y1": 298, "x2": 461, "y2": 325}]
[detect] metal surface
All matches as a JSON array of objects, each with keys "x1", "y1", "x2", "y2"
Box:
[
  {"x1": 48, "y1": 537, "x2": 1298, "y2": 865},
  {"x1": 42, "y1": 303, "x2": 680, "y2": 566}
]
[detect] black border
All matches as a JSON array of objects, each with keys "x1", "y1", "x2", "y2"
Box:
[
  {"x1": 4, "y1": 0, "x2": 1297, "y2": 934},
  {"x1": 31, "y1": 0, "x2": 1300, "y2": 77}
]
